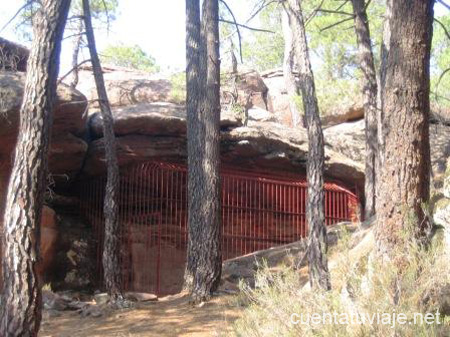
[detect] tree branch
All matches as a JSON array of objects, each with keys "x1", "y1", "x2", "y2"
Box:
[
  {"x1": 435, "y1": 67, "x2": 450, "y2": 95},
  {"x1": 316, "y1": 8, "x2": 354, "y2": 16},
  {"x1": 438, "y1": 0, "x2": 450, "y2": 11},
  {"x1": 320, "y1": 16, "x2": 354, "y2": 32},
  {"x1": 305, "y1": 0, "x2": 326, "y2": 26},
  {"x1": 219, "y1": 19, "x2": 275, "y2": 33},
  {"x1": 219, "y1": 0, "x2": 243, "y2": 62},
  {"x1": 58, "y1": 58, "x2": 91, "y2": 84},
  {"x1": 0, "y1": 0, "x2": 34, "y2": 33},
  {"x1": 434, "y1": 18, "x2": 450, "y2": 42}
]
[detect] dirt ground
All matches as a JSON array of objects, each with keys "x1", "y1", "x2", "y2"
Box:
[{"x1": 39, "y1": 292, "x2": 242, "y2": 337}]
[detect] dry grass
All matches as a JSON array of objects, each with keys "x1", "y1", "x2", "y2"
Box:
[{"x1": 233, "y1": 223, "x2": 450, "y2": 337}]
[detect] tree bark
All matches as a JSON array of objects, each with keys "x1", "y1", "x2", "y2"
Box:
[
  {"x1": 0, "y1": 0, "x2": 71, "y2": 336},
  {"x1": 283, "y1": 0, "x2": 330, "y2": 291},
  {"x1": 184, "y1": 0, "x2": 204, "y2": 291},
  {"x1": 82, "y1": 0, "x2": 123, "y2": 302},
  {"x1": 281, "y1": 9, "x2": 302, "y2": 127},
  {"x1": 350, "y1": 0, "x2": 378, "y2": 220},
  {"x1": 376, "y1": 0, "x2": 433, "y2": 255},
  {"x1": 184, "y1": 0, "x2": 222, "y2": 302}
]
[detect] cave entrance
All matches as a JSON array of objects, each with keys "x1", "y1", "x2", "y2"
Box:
[{"x1": 79, "y1": 161, "x2": 360, "y2": 296}]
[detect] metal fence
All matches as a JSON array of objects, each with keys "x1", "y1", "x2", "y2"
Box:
[{"x1": 79, "y1": 161, "x2": 360, "y2": 295}]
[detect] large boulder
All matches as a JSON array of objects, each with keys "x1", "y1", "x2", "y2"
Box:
[
  {"x1": 324, "y1": 119, "x2": 450, "y2": 184},
  {"x1": 89, "y1": 102, "x2": 241, "y2": 139},
  {"x1": 76, "y1": 65, "x2": 178, "y2": 107},
  {"x1": 0, "y1": 71, "x2": 88, "y2": 225},
  {"x1": 84, "y1": 135, "x2": 186, "y2": 176},
  {"x1": 83, "y1": 110, "x2": 365, "y2": 191},
  {"x1": 0, "y1": 38, "x2": 29, "y2": 72},
  {"x1": 260, "y1": 69, "x2": 294, "y2": 126},
  {"x1": 221, "y1": 70, "x2": 271, "y2": 111},
  {"x1": 321, "y1": 104, "x2": 364, "y2": 127}
]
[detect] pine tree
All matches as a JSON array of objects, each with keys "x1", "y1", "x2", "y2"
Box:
[{"x1": 0, "y1": 0, "x2": 71, "y2": 335}]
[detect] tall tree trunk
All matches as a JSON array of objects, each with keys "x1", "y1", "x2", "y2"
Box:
[
  {"x1": 350, "y1": 0, "x2": 378, "y2": 220},
  {"x1": 283, "y1": 0, "x2": 330, "y2": 291},
  {"x1": 184, "y1": 0, "x2": 204, "y2": 291},
  {"x1": 376, "y1": 0, "x2": 433, "y2": 255},
  {"x1": 82, "y1": 0, "x2": 123, "y2": 302},
  {"x1": 69, "y1": 18, "x2": 84, "y2": 89},
  {"x1": 184, "y1": 0, "x2": 222, "y2": 302},
  {"x1": 281, "y1": 9, "x2": 302, "y2": 127},
  {"x1": 0, "y1": 0, "x2": 70, "y2": 335}
]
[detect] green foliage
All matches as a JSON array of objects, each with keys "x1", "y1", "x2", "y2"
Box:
[
  {"x1": 168, "y1": 72, "x2": 186, "y2": 104},
  {"x1": 72, "y1": 0, "x2": 119, "y2": 19},
  {"x1": 100, "y1": 44, "x2": 160, "y2": 73},
  {"x1": 241, "y1": 2, "x2": 284, "y2": 71},
  {"x1": 431, "y1": 15, "x2": 450, "y2": 108}
]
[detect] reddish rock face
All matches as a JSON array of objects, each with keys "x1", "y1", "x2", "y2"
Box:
[
  {"x1": 37, "y1": 206, "x2": 59, "y2": 284},
  {"x1": 1, "y1": 206, "x2": 59, "y2": 288},
  {"x1": 0, "y1": 71, "x2": 88, "y2": 226}
]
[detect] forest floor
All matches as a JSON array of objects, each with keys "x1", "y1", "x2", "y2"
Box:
[{"x1": 39, "y1": 291, "x2": 242, "y2": 337}]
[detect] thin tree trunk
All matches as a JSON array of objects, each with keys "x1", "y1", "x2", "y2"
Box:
[
  {"x1": 281, "y1": 9, "x2": 302, "y2": 127},
  {"x1": 69, "y1": 18, "x2": 84, "y2": 89},
  {"x1": 184, "y1": 0, "x2": 222, "y2": 302},
  {"x1": 283, "y1": 0, "x2": 330, "y2": 291},
  {"x1": 184, "y1": 0, "x2": 204, "y2": 291},
  {"x1": 350, "y1": 0, "x2": 378, "y2": 220},
  {"x1": 376, "y1": 0, "x2": 433, "y2": 255},
  {"x1": 82, "y1": 0, "x2": 123, "y2": 302},
  {"x1": 0, "y1": 0, "x2": 71, "y2": 335}
]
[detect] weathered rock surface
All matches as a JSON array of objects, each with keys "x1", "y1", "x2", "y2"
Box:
[
  {"x1": 38, "y1": 206, "x2": 60, "y2": 283},
  {"x1": 84, "y1": 112, "x2": 365, "y2": 190},
  {"x1": 76, "y1": 65, "x2": 176, "y2": 107},
  {"x1": 261, "y1": 68, "x2": 364, "y2": 127},
  {"x1": 89, "y1": 102, "x2": 241, "y2": 139},
  {"x1": 0, "y1": 37, "x2": 29, "y2": 72},
  {"x1": 261, "y1": 69, "x2": 295, "y2": 126},
  {"x1": 0, "y1": 71, "x2": 88, "y2": 226},
  {"x1": 321, "y1": 104, "x2": 364, "y2": 127},
  {"x1": 84, "y1": 135, "x2": 186, "y2": 176},
  {"x1": 222, "y1": 70, "x2": 271, "y2": 112},
  {"x1": 324, "y1": 119, "x2": 450, "y2": 182}
]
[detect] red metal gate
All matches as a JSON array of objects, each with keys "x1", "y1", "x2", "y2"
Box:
[{"x1": 79, "y1": 161, "x2": 359, "y2": 295}]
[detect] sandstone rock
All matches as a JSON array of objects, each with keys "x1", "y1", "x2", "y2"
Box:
[
  {"x1": 37, "y1": 206, "x2": 59, "y2": 283},
  {"x1": 260, "y1": 69, "x2": 293, "y2": 126},
  {"x1": 48, "y1": 133, "x2": 88, "y2": 181},
  {"x1": 324, "y1": 119, "x2": 450, "y2": 187},
  {"x1": 321, "y1": 104, "x2": 364, "y2": 127},
  {"x1": 0, "y1": 71, "x2": 88, "y2": 226},
  {"x1": 0, "y1": 72, "x2": 87, "y2": 137},
  {"x1": 84, "y1": 135, "x2": 186, "y2": 176},
  {"x1": 248, "y1": 107, "x2": 279, "y2": 123},
  {"x1": 90, "y1": 102, "x2": 241, "y2": 139},
  {"x1": 84, "y1": 120, "x2": 364, "y2": 192},
  {"x1": 0, "y1": 38, "x2": 29, "y2": 72},
  {"x1": 222, "y1": 121, "x2": 365, "y2": 190},
  {"x1": 323, "y1": 120, "x2": 366, "y2": 164},
  {"x1": 76, "y1": 65, "x2": 175, "y2": 107}
]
